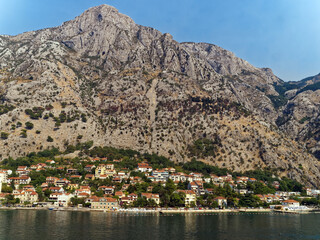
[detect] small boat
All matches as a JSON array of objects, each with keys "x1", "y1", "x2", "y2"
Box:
[{"x1": 48, "y1": 207, "x2": 55, "y2": 210}]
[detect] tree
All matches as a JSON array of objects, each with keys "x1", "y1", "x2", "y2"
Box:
[
  {"x1": 133, "y1": 197, "x2": 148, "y2": 207},
  {"x1": 127, "y1": 184, "x2": 136, "y2": 194},
  {"x1": 30, "y1": 172, "x2": 46, "y2": 186},
  {"x1": 169, "y1": 192, "x2": 185, "y2": 207},
  {"x1": 165, "y1": 179, "x2": 176, "y2": 195},
  {"x1": 239, "y1": 194, "x2": 261, "y2": 207},
  {"x1": 1, "y1": 184, "x2": 13, "y2": 193},
  {"x1": 44, "y1": 189, "x2": 52, "y2": 198},
  {"x1": 5, "y1": 194, "x2": 18, "y2": 205},
  {"x1": 36, "y1": 186, "x2": 45, "y2": 201},
  {"x1": 95, "y1": 191, "x2": 104, "y2": 197},
  {"x1": 152, "y1": 183, "x2": 164, "y2": 194},
  {"x1": 70, "y1": 197, "x2": 86, "y2": 206},
  {"x1": 177, "y1": 181, "x2": 189, "y2": 190}
]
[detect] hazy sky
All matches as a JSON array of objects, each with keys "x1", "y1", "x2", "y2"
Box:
[{"x1": 0, "y1": 0, "x2": 319, "y2": 81}]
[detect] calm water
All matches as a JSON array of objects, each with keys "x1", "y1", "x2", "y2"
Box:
[{"x1": 0, "y1": 210, "x2": 319, "y2": 240}]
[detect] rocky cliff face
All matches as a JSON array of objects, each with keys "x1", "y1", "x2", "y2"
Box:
[{"x1": 1, "y1": 4, "x2": 320, "y2": 186}]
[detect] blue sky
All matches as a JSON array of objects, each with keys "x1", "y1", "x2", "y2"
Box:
[{"x1": 0, "y1": 0, "x2": 319, "y2": 81}]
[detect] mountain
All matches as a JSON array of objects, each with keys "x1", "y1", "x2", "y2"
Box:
[{"x1": 0, "y1": 4, "x2": 320, "y2": 186}]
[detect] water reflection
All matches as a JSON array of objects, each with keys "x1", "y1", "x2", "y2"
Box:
[{"x1": 0, "y1": 211, "x2": 319, "y2": 240}]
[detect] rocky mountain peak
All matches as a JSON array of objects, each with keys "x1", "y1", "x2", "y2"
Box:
[{"x1": 1, "y1": 5, "x2": 320, "y2": 187}]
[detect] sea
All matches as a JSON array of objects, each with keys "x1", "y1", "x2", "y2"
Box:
[{"x1": 0, "y1": 210, "x2": 319, "y2": 240}]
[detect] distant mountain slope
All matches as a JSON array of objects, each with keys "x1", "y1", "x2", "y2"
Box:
[{"x1": 0, "y1": 4, "x2": 320, "y2": 186}]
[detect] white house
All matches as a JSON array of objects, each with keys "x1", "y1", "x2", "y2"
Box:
[
  {"x1": 50, "y1": 193, "x2": 74, "y2": 207},
  {"x1": 282, "y1": 199, "x2": 300, "y2": 208},
  {"x1": 137, "y1": 163, "x2": 153, "y2": 172}
]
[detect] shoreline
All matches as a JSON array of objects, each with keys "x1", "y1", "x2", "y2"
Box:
[{"x1": 0, "y1": 206, "x2": 318, "y2": 214}]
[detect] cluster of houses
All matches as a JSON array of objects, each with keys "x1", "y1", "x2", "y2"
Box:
[{"x1": 0, "y1": 159, "x2": 317, "y2": 210}]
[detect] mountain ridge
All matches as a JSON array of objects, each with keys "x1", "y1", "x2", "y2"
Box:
[{"x1": 1, "y1": 5, "x2": 320, "y2": 187}]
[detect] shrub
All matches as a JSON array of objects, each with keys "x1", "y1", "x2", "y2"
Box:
[
  {"x1": 20, "y1": 130, "x2": 27, "y2": 138},
  {"x1": 25, "y1": 122, "x2": 34, "y2": 130},
  {"x1": 1, "y1": 132, "x2": 9, "y2": 140},
  {"x1": 47, "y1": 136, "x2": 54, "y2": 142}
]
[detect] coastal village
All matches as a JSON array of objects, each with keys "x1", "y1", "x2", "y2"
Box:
[{"x1": 0, "y1": 148, "x2": 318, "y2": 212}]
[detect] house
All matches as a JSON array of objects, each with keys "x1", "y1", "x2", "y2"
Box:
[
  {"x1": 8, "y1": 176, "x2": 31, "y2": 185},
  {"x1": 128, "y1": 193, "x2": 138, "y2": 201},
  {"x1": 282, "y1": 199, "x2": 300, "y2": 208},
  {"x1": 49, "y1": 187, "x2": 64, "y2": 193},
  {"x1": 85, "y1": 174, "x2": 95, "y2": 180},
  {"x1": 112, "y1": 177, "x2": 121, "y2": 183},
  {"x1": 151, "y1": 169, "x2": 169, "y2": 182},
  {"x1": 98, "y1": 186, "x2": 115, "y2": 195},
  {"x1": 106, "y1": 164, "x2": 114, "y2": 170},
  {"x1": 23, "y1": 185, "x2": 35, "y2": 191},
  {"x1": 205, "y1": 188, "x2": 214, "y2": 195},
  {"x1": 13, "y1": 189, "x2": 38, "y2": 203},
  {"x1": 55, "y1": 178, "x2": 70, "y2": 187},
  {"x1": 236, "y1": 176, "x2": 249, "y2": 184},
  {"x1": 0, "y1": 171, "x2": 8, "y2": 183},
  {"x1": 16, "y1": 166, "x2": 30, "y2": 176},
  {"x1": 95, "y1": 164, "x2": 116, "y2": 179},
  {"x1": 169, "y1": 173, "x2": 182, "y2": 182},
  {"x1": 91, "y1": 197, "x2": 119, "y2": 210},
  {"x1": 121, "y1": 197, "x2": 133, "y2": 205},
  {"x1": 189, "y1": 172, "x2": 203, "y2": 181},
  {"x1": 235, "y1": 189, "x2": 249, "y2": 195},
  {"x1": 75, "y1": 186, "x2": 91, "y2": 196},
  {"x1": 67, "y1": 168, "x2": 78, "y2": 175},
  {"x1": 137, "y1": 163, "x2": 153, "y2": 172},
  {"x1": 164, "y1": 168, "x2": 176, "y2": 173},
  {"x1": 116, "y1": 171, "x2": 129, "y2": 181},
  {"x1": 67, "y1": 184, "x2": 79, "y2": 190},
  {"x1": 50, "y1": 193, "x2": 74, "y2": 207},
  {"x1": 86, "y1": 196, "x2": 100, "y2": 203},
  {"x1": 177, "y1": 190, "x2": 196, "y2": 206},
  {"x1": 248, "y1": 178, "x2": 257, "y2": 183},
  {"x1": 141, "y1": 193, "x2": 160, "y2": 205},
  {"x1": 115, "y1": 191, "x2": 125, "y2": 200},
  {"x1": 211, "y1": 175, "x2": 222, "y2": 184},
  {"x1": 0, "y1": 193, "x2": 9, "y2": 201},
  {"x1": 84, "y1": 165, "x2": 96, "y2": 172},
  {"x1": 70, "y1": 175, "x2": 82, "y2": 180},
  {"x1": 188, "y1": 181, "x2": 205, "y2": 195},
  {"x1": 147, "y1": 186, "x2": 153, "y2": 192},
  {"x1": 46, "y1": 177, "x2": 59, "y2": 185},
  {"x1": 34, "y1": 163, "x2": 48, "y2": 171},
  {"x1": 46, "y1": 160, "x2": 55, "y2": 165},
  {"x1": 214, "y1": 196, "x2": 227, "y2": 208},
  {"x1": 121, "y1": 184, "x2": 130, "y2": 191}
]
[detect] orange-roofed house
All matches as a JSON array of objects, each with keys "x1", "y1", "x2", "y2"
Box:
[
  {"x1": 137, "y1": 163, "x2": 153, "y2": 172},
  {"x1": 176, "y1": 190, "x2": 196, "y2": 206},
  {"x1": 46, "y1": 160, "x2": 55, "y2": 165},
  {"x1": 141, "y1": 193, "x2": 160, "y2": 205},
  {"x1": 282, "y1": 199, "x2": 300, "y2": 208},
  {"x1": 16, "y1": 166, "x2": 30, "y2": 176},
  {"x1": 98, "y1": 186, "x2": 115, "y2": 195},
  {"x1": 115, "y1": 191, "x2": 125, "y2": 200},
  {"x1": 85, "y1": 174, "x2": 95, "y2": 180},
  {"x1": 91, "y1": 197, "x2": 119, "y2": 210},
  {"x1": 46, "y1": 177, "x2": 59, "y2": 185}
]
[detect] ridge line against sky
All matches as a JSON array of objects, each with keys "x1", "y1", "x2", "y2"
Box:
[{"x1": 0, "y1": 0, "x2": 320, "y2": 81}]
